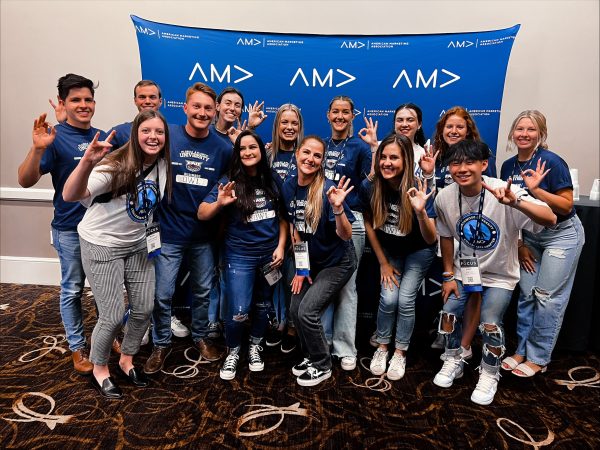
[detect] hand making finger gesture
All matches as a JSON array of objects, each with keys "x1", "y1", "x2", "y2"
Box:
[
  {"x1": 326, "y1": 175, "x2": 354, "y2": 209},
  {"x1": 216, "y1": 181, "x2": 237, "y2": 207},
  {"x1": 81, "y1": 130, "x2": 115, "y2": 165},
  {"x1": 358, "y1": 116, "x2": 379, "y2": 148},
  {"x1": 48, "y1": 97, "x2": 67, "y2": 123},
  {"x1": 227, "y1": 118, "x2": 247, "y2": 144},
  {"x1": 483, "y1": 177, "x2": 518, "y2": 206},
  {"x1": 32, "y1": 113, "x2": 57, "y2": 150},
  {"x1": 407, "y1": 178, "x2": 432, "y2": 213},
  {"x1": 419, "y1": 141, "x2": 439, "y2": 177},
  {"x1": 247, "y1": 100, "x2": 267, "y2": 129},
  {"x1": 521, "y1": 159, "x2": 550, "y2": 191}
]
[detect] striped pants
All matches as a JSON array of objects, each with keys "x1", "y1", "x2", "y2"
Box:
[{"x1": 80, "y1": 238, "x2": 154, "y2": 366}]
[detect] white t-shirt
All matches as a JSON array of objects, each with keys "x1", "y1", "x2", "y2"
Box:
[
  {"x1": 78, "y1": 159, "x2": 167, "y2": 247},
  {"x1": 413, "y1": 143, "x2": 425, "y2": 177},
  {"x1": 434, "y1": 176, "x2": 547, "y2": 290}
]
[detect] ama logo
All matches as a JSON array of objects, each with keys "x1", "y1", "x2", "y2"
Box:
[
  {"x1": 127, "y1": 180, "x2": 159, "y2": 223},
  {"x1": 448, "y1": 40, "x2": 474, "y2": 48},
  {"x1": 340, "y1": 41, "x2": 365, "y2": 49},
  {"x1": 457, "y1": 213, "x2": 499, "y2": 251},
  {"x1": 237, "y1": 38, "x2": 261, "y2": 46},
  {"x1": 135, "y1": 25, "x2": 156, "y2": 36}
]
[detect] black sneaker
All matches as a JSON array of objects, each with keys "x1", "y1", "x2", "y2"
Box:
[
  {"x1": 265, "y1": 327, "x2": 282, "y2": 347},
  {"x1": 207, "y1": 321, "x2": 222, "y2": 339},
  {"x1": 292, "y1": 358, "x2": 311, "y2": 376},
  {"x1": 280, "y1": 333, "x2": 297, "y2": 354},
  {"x1": 297, "y1": 366, "x2": 332, "y2": 387}
]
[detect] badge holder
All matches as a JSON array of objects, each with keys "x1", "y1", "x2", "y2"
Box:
[
  {"x1": 262, "y1": 263, "x2": 282, "y2": 286},
  {"x1": 146, "y1": 223, "x2": 162, "y2": 259},
  {"x1": 459, "y1": 257, "x2": 483, "y2": 293},
  {"x1": 293, "y1": 241, "x2": 310, "y2": 276}
]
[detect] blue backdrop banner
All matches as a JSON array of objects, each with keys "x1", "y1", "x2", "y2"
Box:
[{"x1": 132, "y1": 16, "x2": 519, "y2": 154}]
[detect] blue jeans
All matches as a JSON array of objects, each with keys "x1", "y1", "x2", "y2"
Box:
[
  {"x1": 322, "y1": 211, "x2": 365, "y2": 354},
  {"x1": 153, "y1": 242, "x2": 215, "y2": 346},
  {"x1": 440, "y1": 281, "x2": 512, "y2": 373},
  {"x1": 516, "y1": 216, "x2": 585, "y2": 366},
  {"x1": 208, "y1": 250, "x2": 224, "y2": 323},
  {"x1": 51, "y1": 228, "x2": 86, "y2": 352},
  {"x1": 290, "y1": 244, "x2": 357, "y2": 371},
  {"x1": 272, "y1": 250, "x2": 295, "y2": 327},
  {"x1": 375, "y1": 246, "x2": 436, "y2": 350},
  {"x1": 224, "y1": 251, "x2": 273, "y2": 349}
]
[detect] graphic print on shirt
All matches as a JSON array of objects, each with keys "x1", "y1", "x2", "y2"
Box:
[
  {"x1": 176, "y1": 150, "x2": 211, "y2": 186},
  {"x1": 272, "y1": 152, "x2": 296, "y2": 183},
  {"x1": 324, "y1": 148, "x2": 343, "y2": 181},
  {"x1": 456, "y1": 212, "x2": 500, "y2": 251},
  {"x1": 290, "y1": 198, "x2": 313, "y2": 234},
  {"x1": 127, "y1": 179, "x2": 159, "y2": 223},
  {"x1": 380, "y1": 203, "x2": 406, "y2": 237},
  {"x1": 248, "y1": 189, "x2": 276, "y2": 222}
]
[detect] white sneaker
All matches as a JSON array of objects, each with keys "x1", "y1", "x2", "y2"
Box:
[
  {"x1": 340, "y1": 356, "x2": 357, "y2": 371},
  {"x1": 220, "y1": 348, "x2": 240, "y2": 381},
  {"x1": 370, "y1": 349, "x2": 388, "y2": 376},
  {"x1": 171, "y1": 316, "x2": 190, "y2": 338},
  {"x1": 471, "y1": 368, "x2": 500, "y2": 405},
  {"x1": 433, "y1": 358, "x2": 464, "y2": 388},
  {"x1": 248, "y1": 344, "x2": 264, "y2": 372},
  {"x1": 386, "y1": 353, "x2": 406, "y2": 381},
  {"x1": 440, "y1": 346, "x2": 473, "y2": 361},
  {"x1": 140, "y1": 326, "x2": 150, "y2": 346}
]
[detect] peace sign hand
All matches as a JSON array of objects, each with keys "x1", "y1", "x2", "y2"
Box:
[
  {"x1": 407, "y1": 178, "x2": 432, "y2": 214},
  {"x1": 32, "y1": 113, "x2": 57, "y2": 150},
  {"x1": 419, "y1": 141, "x2": 439, "y2": 177},
  {"x1": 81, "y1": 130, "x2": 115, "y2": 166},
  {"x1": 326, "y1": 175, "x2": 354, "y2": 209},
  {"x1": 482, "y1": 177, "x2": 518, "y2": 206},
  {"x1": 217, "y1": 181, "x2": 237, "y2": 206},
  {"x1": 358, "y1": 117, "x2": 379, "y2": 148},
  {"x1": 48, "y1": 97, "x2": 66, "y2": 123},
  {"x1": 521, "y1": 159, "x2": 550, "y2": 191},
  {"x1": 248, "y1": 100, "x2": 267, "y2": 129}
]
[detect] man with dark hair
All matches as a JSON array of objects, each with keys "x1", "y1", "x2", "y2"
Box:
[{"x1": 18, "y1": 73, "x2": 107, "y2": 375}]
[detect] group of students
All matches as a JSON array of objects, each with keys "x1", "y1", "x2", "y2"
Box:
[{"x1": 18, "y1": 73, "x2": 584, "y2": 406}]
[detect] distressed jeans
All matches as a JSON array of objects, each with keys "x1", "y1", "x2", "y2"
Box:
[{"x1": 516, "y1": 216, "x2": 585, "y2": 366}]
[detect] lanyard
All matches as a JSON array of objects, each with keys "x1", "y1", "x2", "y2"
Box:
[
  {"x1": 325, "y1": 137, "x2": 349, "y2": 173},
  {"x1": 278, "y1": 150, "x2": 296, "y2": 182},
  {"x1": 291, "y1": 182, "x2": 311, "y2": 243},
  {"x1": 458, "y1": 187, "x2": 485, "y2": 258},
  {"x1": 140, "y1": 161, "x2": 159, "y2": 226}
]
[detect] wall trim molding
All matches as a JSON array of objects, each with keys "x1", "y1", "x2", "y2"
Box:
[
  {"x1": 0, "y1": 256, "x2": 61, "y2": 285},
  {"x1": 0, "y1": 187, "x2": 54, "y2": 202}
]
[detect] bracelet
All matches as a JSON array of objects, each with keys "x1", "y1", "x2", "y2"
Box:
[
  {"x1": 442, "y1": 271, "x2": 454, "y2": 276},
  {"x1": 442, "y1": 275, "x2": 455, "y2": 283},
  {"x1": 422, "y1": 171, "x2": 435, "y2": 180},
  {"x1": 333, "y1": 208, "x2": 344, "y2": 216}
]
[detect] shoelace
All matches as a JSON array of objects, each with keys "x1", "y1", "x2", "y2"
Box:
[
  {"x1": 222, "y1": 353, "x2": 239, "y2": 371},
  {"x1": 305, "y1": 366, "x2": 320, "y2": 378},
  {"x1": 172, "y1": 317, "x2": 186, "y2": 328},
  {"x1": 475, "y1": 367, "x2": 500, "y2": 391},
  {"x1": 439, "y1": 358, "x2": 461, "y2": 376},
  {"x1": 372, "y1": 350, "x2": 387, "y2": 368},
  {"x1": 388, "y1": 355, "x2": 405, "y2": 371},
  {"x1": 249, "y1": 345, "x2": 263, "y2": 364}
]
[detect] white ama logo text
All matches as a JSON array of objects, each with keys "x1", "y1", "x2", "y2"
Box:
[{"x1": 188, "y1": 63, "x2": 253, "y2": 84}]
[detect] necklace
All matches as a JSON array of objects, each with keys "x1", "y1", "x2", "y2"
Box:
[
  {"x1": 515, "y1": 148, "x2": 538, "y2": 173},
  {"x1": 461, "y1": 192, "x2": 481, "y2": 212}
]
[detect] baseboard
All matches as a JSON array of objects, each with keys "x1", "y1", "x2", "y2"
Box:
[{"x1": 0, "y1": 256, "x2": 61, "y2": 285}]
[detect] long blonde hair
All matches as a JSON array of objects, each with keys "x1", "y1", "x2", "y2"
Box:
[
  {"x1": 298, "y1": 136, "x2": 326, "y2": 234},
  {"x1": 506, "y1": 110, "x2": 548, "y2": 153},
  {"x1": 371, "y1": 134, "x2": 415, "y2": 234},
  {"x1": 271, "y1": 104, "x2": 303, "y2": 163}
]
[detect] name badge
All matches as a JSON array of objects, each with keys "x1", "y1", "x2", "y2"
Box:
[
  {"x1": 293, "y1": 241, "x2": 310, "y2": 276},
  {"x1": 262, "y1": 263, "x2": 282, "y2": 286},
  {"x1": 146, "y1": 223, "x2": 162, "y2": 259},
  {"x1": 460, "y1": 257, "x2": 483, "y2": 292}
]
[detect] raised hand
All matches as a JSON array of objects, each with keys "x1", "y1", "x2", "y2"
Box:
[
  {"x1": 521, "y1": 159, "x2": 551, "y2": 191},
  {"x1": 358, "y1": 116, "x2": 379, "y2": 148},
  {"x1": 326, "y1": 175, "x2": 354, "y2": 209},
  {"x1": 32, "y1": 113, "x2": 57, "y2": 150},
  {"x1": 216, "y1": 181, "x2": 237, "y2": 207},
  {"x1": 419, "y1": 141, "x2": 439, "y2": 176},
  {"x1": 81, "y1": 130, "x2": 115, "y2": 165},
  {"x1": 48, "y1": 97, "x2": 66, "y2": 123},
  {"x1": 227, "y1": 118, "x2": 247, "y2": 144},
  {"x1": 380, "y1": 261, "x2": 401, "y2": 290},
  {"x1": 483, "y1": 177, "x2": 518, "y2": 206},
  {"x1": 247, "y1": 100, "x2": 267, "y2": 129},
  {"x1": 407, "y1": 178, "x2": 432, "y2": 214}
]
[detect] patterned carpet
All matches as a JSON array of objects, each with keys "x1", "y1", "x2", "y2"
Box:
[{"x1": 1, "y1": 283, "x2": 599, "y2": 449}]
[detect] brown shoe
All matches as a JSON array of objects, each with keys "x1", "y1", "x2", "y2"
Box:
[
  {"x1": 144, "y1": 346, "x2": 172, "y2": 374},
  {"x1": 72, "y1": 348, "x2": 93, "y2": 375},
  {"x1": 196, "y1": 338, "x2": 224, "y2": 362},
  {"x1": 112, "y1": 338, "x2": 122, "y2": 355}
]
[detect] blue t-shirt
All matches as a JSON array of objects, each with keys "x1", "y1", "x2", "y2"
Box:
[
  {"x1": 210, "y1": 124, "x2": 234, "y2": 147},
  {"x1": 281, "y1": 177, "x2": 355, "y2": 270},
  {"x1": 39, "y1": 122, "x2": 107, "y2": 231},
  {"x1": 205, "y1": 175, "x2": 280, "y2": 256},
  {"x1": 323, "y1": 136, "x2": 372, "y2": 211},
  {"x1": 435, "y1": 153, "x2": 497, "y2": 190},
  {"x1": 359, "y1": 178, "x2": 437, "y2": 257},
  {"x1": 108, "y1": 122, "x2": 132, "y2": 149},
  {"x1": 500, "y1": 147, "x2": 575, "y2": 221},
  {"x1": 271, "y1": 149, "x2": 297, "y2": 191},
  {"x1": 157, "y1": 125, "x2": 233, "y2": 244}
]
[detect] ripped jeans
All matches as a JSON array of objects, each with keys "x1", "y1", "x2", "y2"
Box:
[
  {"x1": 439, "y1": 281, "x2": 512, "y2": 374},
  {"x1": 223, "y1": 250, "x2": 274, "y2": 349},
  {"x1": 516, "y1": 216, "x2": 585, "y2": 366}
]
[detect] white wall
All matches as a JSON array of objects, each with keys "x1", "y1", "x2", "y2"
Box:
[{"x1": 1, "y1": 0, "x2": 598, "y2": 283}]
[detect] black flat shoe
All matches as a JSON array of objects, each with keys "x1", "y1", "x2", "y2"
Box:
[
  {"x1": 118, "y1": 366, "x2": 150, "y2": 387},
  {"x1": 90, "y1": 376, "x2": 123, "y2": 399}
]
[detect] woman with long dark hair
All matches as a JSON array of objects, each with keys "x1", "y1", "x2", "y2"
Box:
[
  {"x1": 198, "y1": 130, "x2": 286, "y2": 380},
  {"x1": 63, "y1": 109, "x2": 172, "y2": 399}
]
